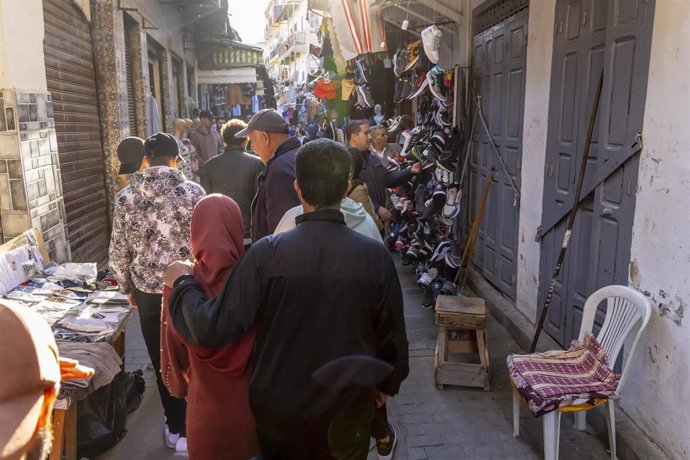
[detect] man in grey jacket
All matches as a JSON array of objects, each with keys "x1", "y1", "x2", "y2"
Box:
[
  {"x1": 190, "y1": 110, "x2": 222, "y2": 167},
  {"x1": 200, "y1": 119, "x2": 265, "y2": 244}
]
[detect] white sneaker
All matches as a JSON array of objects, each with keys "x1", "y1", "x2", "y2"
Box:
[
  {"x1": 164, "y1": 427, "x2": 180, "y2": 449},
  {"x1": 376, "y1": 424, "x2": 398, "y2": 460},
  {"x1": 421, "y1": 25, "x2": 442, "y2": 64},
  {"x1": 175, "y1": 437, "x2": 188, "y2": 453}
]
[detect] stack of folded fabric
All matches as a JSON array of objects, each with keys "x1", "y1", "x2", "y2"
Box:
[
  {"x1": 507, "y1": 333, "x2": 621, "y2": 417},
  {"x1": 57, "y1": 341, "x2": 122, "y2": 400}
]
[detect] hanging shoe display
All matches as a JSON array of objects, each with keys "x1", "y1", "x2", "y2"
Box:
[
  {"x1": 408, "y1": 71, "x2": 429, "y2": 99},
  {"x1": 427, "y1": 66, "x2": 448, "y2": 102},
  {"x1": 421, "y1": 25, "x2": 442, "y2": 64},
  {"x1": 402, "y1": 40, "x2": 422, "y2": 74}
]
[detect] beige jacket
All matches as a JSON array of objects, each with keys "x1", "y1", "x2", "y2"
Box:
[{"x1": 348, "y1": 182, "x2": 383, "y2": 230}]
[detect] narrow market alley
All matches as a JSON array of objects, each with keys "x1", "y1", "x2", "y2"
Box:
[{"x1": 97, "y1": 262, "x2": 609, "y2": 460}]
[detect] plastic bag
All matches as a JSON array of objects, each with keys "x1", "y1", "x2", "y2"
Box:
[{"x1": 76, "y1": 370, "x2": 145, "y2": 458}]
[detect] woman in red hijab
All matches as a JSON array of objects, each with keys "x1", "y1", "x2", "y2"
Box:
[{"x1": 161, "y1": 194, "x2": 258, "y2": 460}]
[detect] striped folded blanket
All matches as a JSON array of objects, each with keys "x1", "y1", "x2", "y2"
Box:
[{"x1": 507, "y1": 333, "x2": 620, "y2": 417}]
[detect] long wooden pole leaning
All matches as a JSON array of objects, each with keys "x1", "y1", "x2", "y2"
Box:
[
  {"x1": 529, "y1": 70, "x2": 605, "y2": 353},
  {"x1": 455, "y1": 169, "x2": 495, "y2": 287}
]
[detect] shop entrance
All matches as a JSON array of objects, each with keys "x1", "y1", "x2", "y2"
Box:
[
  {"x1": 469, "y1": 1, "x2": 529, "y2": 300},
  {"x1": 539, "y1": 0, "x2": 655, "y2": 346},
  {"x1": 43, "y1": 0, "x2": 110, "y2": 266}
]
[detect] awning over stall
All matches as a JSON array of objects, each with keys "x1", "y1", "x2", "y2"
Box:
[
  {"x1": 308, "y1": 0, "x2": 464, "y2": 59},
  {"x1": 197, "y1": 68, "x2": 257, "y2": 85}
]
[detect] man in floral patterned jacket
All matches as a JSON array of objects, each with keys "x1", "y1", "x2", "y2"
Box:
[{"x1": 109, "y1": 133, "x2": 205, "y2": 453}]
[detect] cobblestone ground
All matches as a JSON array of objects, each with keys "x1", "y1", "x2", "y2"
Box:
[
  {"x1": 385, "y1": 262, "x2": 609, "y2": 460},
  {"x1": 98, "y1": 262, "x2": 610, "y2": 459}
]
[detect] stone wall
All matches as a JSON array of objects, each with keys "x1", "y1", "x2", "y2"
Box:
[{"x1": 0, "y1": 90, "x2": 68, "y2": 262}]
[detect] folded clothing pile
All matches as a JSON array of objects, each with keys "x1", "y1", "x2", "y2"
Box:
[
  {"x1": 57, "y1": 341, "x2": 122, "y2": 399},
  {"x1": 48, "y1": 262, "x2": 98, "y2": 285},
  {"x1": 507, "y1": 333, "x2": 620, "y2": 417}
]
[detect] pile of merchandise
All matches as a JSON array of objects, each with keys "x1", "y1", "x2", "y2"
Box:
[
  {"x1": 3, "y1": 259, "x2": 130, "y2": 343},
  {"x1": 383, "y1": 25, "x2": 466, "y2": 309}
]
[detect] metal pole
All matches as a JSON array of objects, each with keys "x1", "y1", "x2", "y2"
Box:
[{"x1": 530, "y1": 69, "x2": 605, "y2": 353}]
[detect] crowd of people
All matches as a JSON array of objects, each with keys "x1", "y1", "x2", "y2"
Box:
[
  {"x1": 112, "y1": 109, "x2": 412, "y2": 460},
  {"x1": 0, "y1": 106, "x2": 418, "y2": 460}
]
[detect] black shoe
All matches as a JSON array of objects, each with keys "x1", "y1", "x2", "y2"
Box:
[{"x1": 421, "y1": 286, "x2": 435, "y2": 309}]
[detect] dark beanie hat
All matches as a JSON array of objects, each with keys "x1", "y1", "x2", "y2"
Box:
[{"x1": 144, "y1": 132, "x2": 179, "y2": 159}]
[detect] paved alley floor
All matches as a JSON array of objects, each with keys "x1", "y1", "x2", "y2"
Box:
[{"x1": 97, "y1": 261, "x2": 610, "y2": 459}]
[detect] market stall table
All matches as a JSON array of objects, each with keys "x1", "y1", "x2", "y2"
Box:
[{"x1": 0, "y1": 229, "x2": 132, "y2": 460}]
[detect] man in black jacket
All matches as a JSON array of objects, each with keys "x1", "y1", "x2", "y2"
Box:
[
  {"x1": 164, "y1": 139, "x2": 409, "y2": 459},
  {"x1": 199, "y1": 119, "x2": 265, "y2": 244},
  {"x1": 346, "y1": 120, "x2": 420, "y2": 223},
  {"x1": 237, "y1": 109, "x2": 301, "y2": 241}
]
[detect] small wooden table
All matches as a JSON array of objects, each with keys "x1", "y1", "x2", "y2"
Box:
[
  {"x1": 50, "y1": 397, "x2": 77, "y2": 460},
  {"x1": 50, "y1": 325, "x2": 127, "y2": 460},
  {"x1": 434, "y1": 295, "x2": 490, "y2": 391}
]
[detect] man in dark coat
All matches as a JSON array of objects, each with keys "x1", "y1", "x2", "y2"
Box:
[
  {"x1": 236, "y1": 109, "x2": 301, "y2": 241},
  {"x1": 346, "y1": 120, "x2": 420, "y2": 223},
  {"x1": 199, "y1": 119, "x2": 265, "y2": 244},
  {"x1": 164, "y1": 139, "x2": 409, "y2": 459}
]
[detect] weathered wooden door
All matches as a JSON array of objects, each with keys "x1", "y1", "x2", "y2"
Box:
[
  {"x1": 470, "y1": 2, "x2": 528, "y2": 299},
  {"x1": 539, "y1": 0, "x2": 655, "y2": 346}
]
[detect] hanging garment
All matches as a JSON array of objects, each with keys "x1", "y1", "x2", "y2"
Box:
[
  {"x1": 252, "y1": 95, "x2": 260, "y2": 113},
  {"x1": 328, "y1": 0, "x2": 387, "y2": 60},
  {"x1": 212, "y1": 85, "x2": 226, "y2": 106},
  {"x1": 341, "y1": 78, "x2": 356, "y2": 101},
  {"x1": 314, "y1": 79, "x2": 337, "y2": 100},
  {"x1": 313, "y1": 80, "x2": 328, "y2": 99},
  {"x1": 228, "y1": 84, "x2": 244, "y2": 106},
  {"x1": 241, "y1": 85, "x2": 252, "y2": 106},
  {"x1": 146, "y1": 94, "x2": 160, "y2": 136}
]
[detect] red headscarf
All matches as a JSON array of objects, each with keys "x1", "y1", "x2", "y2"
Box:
[
  {"x1": 161, "y1": 194, "x2": 256, "y2": 398},
  {"x1": 191, "y1": 194, "x2": 245, "y2": 297}
]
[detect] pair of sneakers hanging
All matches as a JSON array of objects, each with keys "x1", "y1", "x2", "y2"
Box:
[{"x1": 352, "y1": 58, "x2": 374, "y2": 108}]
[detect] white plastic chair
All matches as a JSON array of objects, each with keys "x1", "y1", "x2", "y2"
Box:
[{"x1": 512, "y1": 285, "x2": 652, "y2": 460}]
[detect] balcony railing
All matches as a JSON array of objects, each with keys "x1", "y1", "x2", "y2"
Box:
[{"x1": 278, "y1": 31, "x2": 306, "y2": 58}]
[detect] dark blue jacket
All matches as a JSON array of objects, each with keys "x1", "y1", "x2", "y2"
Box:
[
  {"x1": 169, "y1": 209, "x2": 409, "y2": 431},
  {"x1": 251, "y1": 137, "x2": 302, "y2": 242},
  {"x1": 359, "y1": 150, "x2": 413, "y2": 211}
]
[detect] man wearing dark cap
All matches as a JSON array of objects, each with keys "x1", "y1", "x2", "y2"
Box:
[
  {"x1": 237, "y1": 108, "x2": 301, "y2": 241},
  {"x1": 190, "y1": 109, "x2": 222, "y2": 167},
  {"x1": 116, "y1": 136, "x2": 146, "y2": 174},
  {"x1": 109, "y1": 133, "x2": 205, "y2": 453}
]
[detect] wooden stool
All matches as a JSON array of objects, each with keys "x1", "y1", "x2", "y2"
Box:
[{"x1": 434, "y1": 295, "x2": 490, "y2": 391}]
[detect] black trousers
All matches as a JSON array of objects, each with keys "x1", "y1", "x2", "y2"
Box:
[
  {"x1": 134, "y1": 288, "x2": 187, "y2": 435},
  {"x1": 370, "y1": 404, "x2": 389, "y2": 440},
  {"x1": 256, "y1": 408, "x2": 373, "y2": 460}
]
